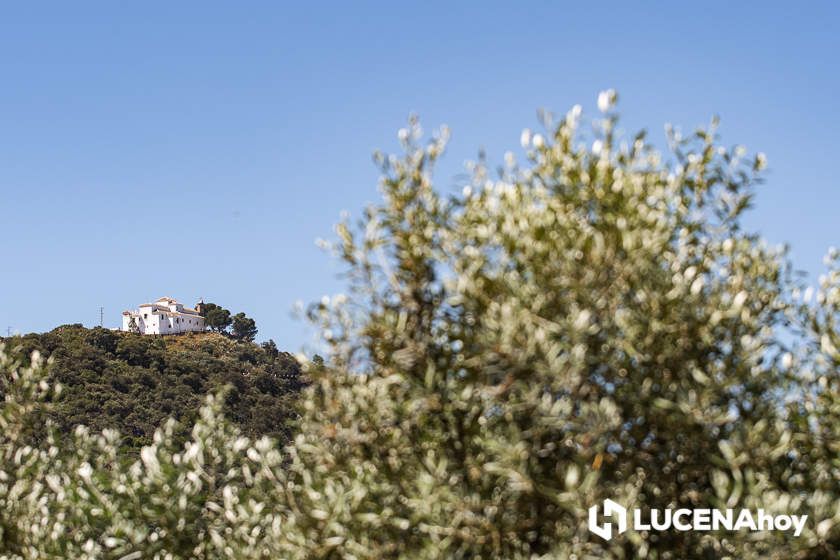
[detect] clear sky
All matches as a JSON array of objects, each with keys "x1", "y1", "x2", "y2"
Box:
[{"x1": 1, "y1": 2, "x2": 837, "y2": 350}]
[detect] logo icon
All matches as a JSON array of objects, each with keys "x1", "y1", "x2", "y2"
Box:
[{"x1": 588, "y1": 499, "x2": 628, "y2": 541}]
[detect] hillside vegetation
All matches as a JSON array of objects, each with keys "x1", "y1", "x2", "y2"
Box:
[{"x1": 3, "y1": 325, "x2": 302, "y2": 451}]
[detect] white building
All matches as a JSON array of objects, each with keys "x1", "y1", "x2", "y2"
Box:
[{"x1": 122, "y1": 297, "x2": 206, "y2": 335}]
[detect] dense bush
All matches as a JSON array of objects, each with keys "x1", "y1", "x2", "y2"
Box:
[
  {"x1": 3, "y1": 325, "x2": 302, "y2": 451},
  {"x1": 3, "y1": 93, "x2": 840, "y2": 558}
]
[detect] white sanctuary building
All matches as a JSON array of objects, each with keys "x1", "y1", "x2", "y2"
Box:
[{"x1": 122, "y1": 297, "x2": 206, "y2": 335}]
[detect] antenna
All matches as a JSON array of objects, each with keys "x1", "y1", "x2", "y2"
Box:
[{"x1": 100, "y1": 306, "x2": 104, "y2": 327}]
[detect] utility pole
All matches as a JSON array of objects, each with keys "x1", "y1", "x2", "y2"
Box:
[
  {"x1": 6, "y1": 326, "x2": 10, "y2": 337},
  {"x1": 100, "y1": 307, "x2": 104, "y2": 327}
]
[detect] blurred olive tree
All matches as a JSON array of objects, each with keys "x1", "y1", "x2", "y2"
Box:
[{"x1": 2, "y1": 93, "x2": 839, "y2": 559}]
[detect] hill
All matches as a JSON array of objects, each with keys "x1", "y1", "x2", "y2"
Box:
[{"x1": 2, "y1": 325, "x2": 303, "y2": 451}]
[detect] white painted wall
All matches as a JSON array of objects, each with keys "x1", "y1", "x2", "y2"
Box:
[{"x1": 121, "y1": 300, "x2": 206, "y2": 335}]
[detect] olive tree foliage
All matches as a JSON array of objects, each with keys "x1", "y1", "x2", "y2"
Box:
[
  {"x1": 2, "y1": 93, "x2": 840, "y2": 559},
  {"x1": 0, "y1": 349, "x2": 288, "y2": 560},
  {"x1": 287, "y1": 93, "x2": 837, "y2": 559}
]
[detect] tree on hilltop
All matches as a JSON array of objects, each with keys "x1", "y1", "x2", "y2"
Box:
[
  {"x1": 231, "y1": 313, "x2": 257, "y2": 342},
  {"x1": 200, "y1": 303, "x2": 232, "y2": 333}
]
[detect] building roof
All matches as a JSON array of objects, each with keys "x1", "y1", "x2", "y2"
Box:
[
  {"x1": 133, "y1": 297, "x2": 204, "y2": 318},
  {"x1": 139, "y1": 297, "x2": 200, "y2": 311}
]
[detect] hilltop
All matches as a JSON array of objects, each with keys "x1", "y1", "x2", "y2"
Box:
[{"x1": 2, "y1": 325, "x2": 303, "y2": 451}]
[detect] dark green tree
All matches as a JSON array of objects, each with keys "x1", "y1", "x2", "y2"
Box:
[
  {"x1": 231, "y1": 313, "x2": 257, "y2": 342},
  {"x1": 260, "y1": 339, "x2": 279, "y2": 359},
  {"x1": 201, "y1": 303, "x2": 232, "y2": 333}
]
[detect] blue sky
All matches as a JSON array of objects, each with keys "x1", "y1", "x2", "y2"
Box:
[{"x1": 1, "y1": 2, "x2": 837, "y2": 350}]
